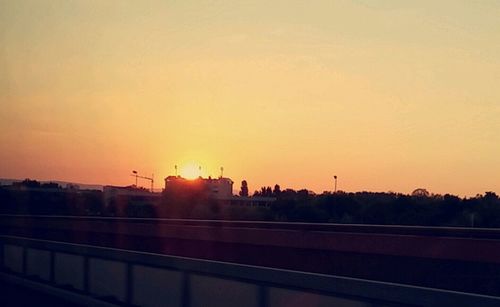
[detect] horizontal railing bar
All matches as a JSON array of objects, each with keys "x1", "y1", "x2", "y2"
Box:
[{"x1": 2, "y1": 214, "x2": 500, "y2": 238}]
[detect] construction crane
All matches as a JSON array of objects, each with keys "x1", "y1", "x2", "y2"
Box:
[{"x1": 131, "y1": 170, "x2": 154, "y2": 192}]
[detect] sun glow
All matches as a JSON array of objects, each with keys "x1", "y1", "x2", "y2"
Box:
[{"x1": 179, "y1": 163, "x2": 201, "y2": 180}]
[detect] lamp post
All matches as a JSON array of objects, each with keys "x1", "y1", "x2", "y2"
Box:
[
  {"x1": 132, "y1": 170, "x2": 138, "y2": 187},
  {"x1": 334, "y1": 175, "x2": 338, "y2": 193}
]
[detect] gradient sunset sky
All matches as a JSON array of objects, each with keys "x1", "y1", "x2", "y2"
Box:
[{"x1": 1, "y1": 1, "x2": 499, "y2": 196}]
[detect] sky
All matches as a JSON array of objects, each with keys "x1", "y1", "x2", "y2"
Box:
[{"x1": 1, "y1": 0, "x2": 499, "y2": 196}]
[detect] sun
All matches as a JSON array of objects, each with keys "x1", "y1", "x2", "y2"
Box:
[{"x1": 179, "y1": 163, "x2": 201, "y2": 180}]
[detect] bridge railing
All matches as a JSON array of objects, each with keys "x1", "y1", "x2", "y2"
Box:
[{"x1": 1, "y1": 235, "x2": 499, "y2": 307}]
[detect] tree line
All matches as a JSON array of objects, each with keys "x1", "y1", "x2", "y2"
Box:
[{"x1": 1, "y1": 179, "x2": 500, "y2": 228}]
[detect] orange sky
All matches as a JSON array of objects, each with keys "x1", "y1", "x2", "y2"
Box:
[{"x1": 1, "y1": 1, "x2": 500, "y2": 196}]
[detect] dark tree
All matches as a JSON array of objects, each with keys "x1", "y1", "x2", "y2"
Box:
[
  {"x1": 273, "y1": 184, "x2": 281, "y2": 196},
  {"x1": 240, "y1": 180, "x2": 249, "y2": 197},
  {"x1": 266, "y1": 186, "x2": 273, "y2": 197},
  {"x1": 412, "y1": 188, "x2": 430, "y2": 197},
  {"x1": 15, "y1": 179, "x2": 41, "y2": 188}
]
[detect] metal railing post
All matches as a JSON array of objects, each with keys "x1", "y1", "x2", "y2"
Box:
[
  {"x1": 258, "y1": 285, "x2": 269, "y2": 307},
  {"x1": 126, "y1": 263, "x2": 134, "y2": 304},
  {"x1": 259, "y1": 285, "x2": 269, "y2": 307},
  {"x1": 50, "y1": 251, "x2": 55, "y2": 283},
  {"x1": 22, "y1": 245, "x2": 27, "y2": 276},
  {"x1": 182, "y1": 272, "x2": 191, "y2": 307},
  {"x1": 83, "y1": 256, "x2": 90, "y2": 294},
  {"x1": 0, "y1": 241, "x2": 4, "y2": 271}
]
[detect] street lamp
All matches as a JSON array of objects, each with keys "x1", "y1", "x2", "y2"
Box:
[
  {"x1": 132, "y1": 170, "x2": 138, "y2": 186},
  {"x1": 334, "y1": 175, "x2": 338, "y2": 193}
]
